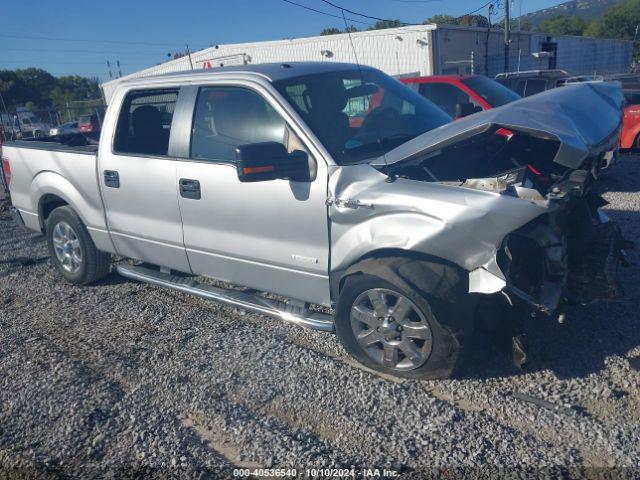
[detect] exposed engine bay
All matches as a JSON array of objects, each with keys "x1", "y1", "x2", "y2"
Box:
[{"x1": 374, "y1": 124, "x2": 633, "y2": 367}]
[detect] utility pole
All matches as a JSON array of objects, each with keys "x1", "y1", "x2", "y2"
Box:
[{"x1": 504, "y1": 0, "x2": 511, "y2": 73}]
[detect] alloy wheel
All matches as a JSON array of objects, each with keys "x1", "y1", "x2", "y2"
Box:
[
  {"x1": 350, "y1": 288, "x2": 433, "y2": 371},
  {"x1": 52, "y1": 221, "x2": 83, "y2": 273}
]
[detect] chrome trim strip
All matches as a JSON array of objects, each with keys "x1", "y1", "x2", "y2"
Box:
[{"x1": 117, "y1": 264, "x2": 335, "y2": 332}]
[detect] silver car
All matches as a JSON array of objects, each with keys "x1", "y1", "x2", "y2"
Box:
[
  {"x1": 49, "y1": 121, "x2": 79, "y2": 136},
  {"x1": 3, "y1": 63, "x2": 630, "y2": 379}
]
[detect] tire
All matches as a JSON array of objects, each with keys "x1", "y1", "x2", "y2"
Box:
[
  {"x1": 46, "y1": 206, "x2": 111, "y2": 285},
  {"x1": 335, "y1": 259, "x2": 476, "y2": 380}
]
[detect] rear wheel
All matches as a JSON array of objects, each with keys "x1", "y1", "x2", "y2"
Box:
[{"x1": 46, "y1": 206, "x2": 111, "y2": 285}]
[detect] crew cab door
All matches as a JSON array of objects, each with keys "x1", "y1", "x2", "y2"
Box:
[
  {"x1": 174, "y1": 84, "x2": 331, "y2": 305},
  {"x1": 98, "y1": 87, "x2": 190, "y2": 271}
]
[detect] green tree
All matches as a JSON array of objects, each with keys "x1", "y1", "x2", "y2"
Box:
[
  {"x1": 368, "y1": 19, "x2": 403, "y2": 30},
  {"x1": 423, "y1": 14, "x2": 458, "y2": 25},
  {"x1": 520, "y1": 19, "x2": 533, "y2": 31},
  {"x1": 320, "y1": 27, "x2": 342, "y2": 36},
  {"x1": 591, "y1": 0, "x2": 640, "y2": 60},
  {"x1": 537, "y1": 15, "x2": 587, "y2": 36},
  {"x1": 0, "y1": 68, "x2": 101, "y2": 110},
  {"x1": 14, "y1": 68, "x2": 56, "y2": 107},
  {"x1": 583, "y1": 21, "x2": 601, "y2": 38},
  {"x1": 598, "y1": 0, "x2": 640, "y2": 39},
  {"x1": 458, "y1": 15, "x2": 489, "y2": 28}
]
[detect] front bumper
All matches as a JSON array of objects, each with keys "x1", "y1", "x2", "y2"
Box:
[{"x1": 499, "y1": 198, "x2": 631, "y2": 315}]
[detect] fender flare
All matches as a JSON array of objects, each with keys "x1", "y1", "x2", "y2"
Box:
[
  {"x1": 332, "y1": 252, "x2": 477, "y2": 332},
  {"x1": 30, "y1": 171, "x2": 104, "y2": 231}
]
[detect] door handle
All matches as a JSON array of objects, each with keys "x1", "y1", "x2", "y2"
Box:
[
  {"x1": 103, "y1": 170, "x2": 120, "y2": 188},
  {"x1": 179, "y1": 178, "x2": 201, "y2": 199}
]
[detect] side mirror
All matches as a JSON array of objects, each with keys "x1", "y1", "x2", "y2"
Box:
[
  {"x1": 456, "y1": 102, "x2": 483, "y2": 118},
  {"x1": 236, "y1": 142, "x2": 310, "y2": 183}
]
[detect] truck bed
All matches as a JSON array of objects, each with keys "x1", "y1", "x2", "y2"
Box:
[
  {"x1": 6, "y1": 132, "x2": 99, "y2": 155},
  {"x1": 2, "y1": 135, "x2": 111, "y2": 252}
]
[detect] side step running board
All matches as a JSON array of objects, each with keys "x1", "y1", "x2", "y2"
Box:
[{"x1": 116, "y1": 264, "x2": 335, "y2": 332}]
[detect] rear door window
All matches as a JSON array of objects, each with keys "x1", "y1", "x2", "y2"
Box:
[
  {"x1": 190, "y1": 87, "x2": 288, "y2": 163},
  {"x1": 114, "y1": 88, "x2": 178, "y2": 156}
]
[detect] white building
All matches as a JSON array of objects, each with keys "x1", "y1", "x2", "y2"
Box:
[{"x1": 101, "y1": 24, "x2": 633, "y2": 103}]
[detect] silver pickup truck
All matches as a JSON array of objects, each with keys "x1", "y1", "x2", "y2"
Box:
[{"x1": 2, "y1": 62, "x2": 630, "y2": 379}]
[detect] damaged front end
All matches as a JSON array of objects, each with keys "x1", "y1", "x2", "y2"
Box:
[
  {"x1": 496, "y1": 179, "x2": 629, "y2": 316},
  {"x1": 363, "y1": 82, "x2": 632, "y2": 367}
]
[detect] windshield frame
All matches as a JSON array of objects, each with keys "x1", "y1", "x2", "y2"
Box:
[{"x1": 273, "y1": 68, "x2": 452, "y2": 165}]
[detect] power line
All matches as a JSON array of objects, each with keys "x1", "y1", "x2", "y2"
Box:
[
  {"x1": 1, "y1": 47, "x2": 172, "y2": 56},
  {"x1": 0, "y1": 33, "x2": 199, "y2": 48},
  {"x1": 280, "y1": 0, "x2": 374, "y2": 26},
  {"x1": 0, "y1": 60, "x2": 151, "y2": 65},
  {"x1": 461, "y1": 1, "x2": 495, "y2": 18},
  {"x1": 317, "y1": 0, "x2": 406, "y2": 24}
]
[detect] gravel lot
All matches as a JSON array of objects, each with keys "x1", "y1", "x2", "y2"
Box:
[{"x1": 1, "y1": 155, "x2": 639, "y2": 479}]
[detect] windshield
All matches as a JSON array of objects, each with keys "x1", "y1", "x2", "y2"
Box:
[
  {"x1": 274, "y1": 69, "x2": 451, "y2": 165},
  {"x1": 461, "y1": 76, "x2": 521, "y2": 107}
]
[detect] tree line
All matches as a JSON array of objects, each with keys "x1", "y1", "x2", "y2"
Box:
[{"x1": 0, "y1": 68, "x2": 102, "y2": 111}]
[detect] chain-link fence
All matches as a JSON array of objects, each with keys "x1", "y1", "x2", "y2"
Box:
[{"x1": 0, "y1": 101, "x2": 106, "y2": 142}]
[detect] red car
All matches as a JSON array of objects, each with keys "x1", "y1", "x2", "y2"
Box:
[
  {"x1": 620, "y1": 92, "x2": 640, "y2": 152},
  {"x1": 401, "y1": 75, "x2": 521, "y2": 118},
  {"x1": 78, "y1": 114, "x2": 101, "y2": 134}
]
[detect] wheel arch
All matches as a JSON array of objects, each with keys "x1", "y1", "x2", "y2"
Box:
[
  {"x1": 330, "y1": 248, "x2": 468, "y2": 302},
  {"x1": 38, "y1": 193, "x2": 69, "y2": 231},
  {"x1": 30, "y1": 171, "x2": 97, "y2": 232}
]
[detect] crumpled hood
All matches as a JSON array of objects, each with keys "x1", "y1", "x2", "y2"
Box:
[{"x1": 371, "y1": 82, "x2": 623, "y2": 170}]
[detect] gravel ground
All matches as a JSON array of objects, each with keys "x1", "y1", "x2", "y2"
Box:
[{"x1": 1, "y1": 155, "x2": 639, "y2": 479}]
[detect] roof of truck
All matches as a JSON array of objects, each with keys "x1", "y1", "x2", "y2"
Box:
[{"x1": 120, "y1": 62, "x2": 376, "y2": 85}]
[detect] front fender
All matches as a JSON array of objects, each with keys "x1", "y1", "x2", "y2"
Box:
[{"x1": 328, "y1": 164, "x2": 549, "y2": 298}]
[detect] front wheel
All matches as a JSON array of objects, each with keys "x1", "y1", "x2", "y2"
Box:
[
  {"x1": 335, "y1": 271, "x2": 469, "y2": 380},
  {"x1": 46, "y1": 206, "x2": 111, "y2": 285}
]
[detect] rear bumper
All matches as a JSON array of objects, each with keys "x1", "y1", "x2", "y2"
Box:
[{"x1": 10, "y1": 206, "x2": 24, "y2": 227}]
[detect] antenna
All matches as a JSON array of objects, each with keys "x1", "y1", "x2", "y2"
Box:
[
  {"x1": 106, "y1": 61, "x2": 113, "y2": 79},
  {"x1": 341, "y1": 9, "x2": 363, "y2": 79},
  {"x1": 339, "y1": 7, "x2": 392, "y2": 173},
  {"x1": 116, "y1": 60, "x2": 122, "y2": 78},
  {"x1": 186, "y1": 44, "x2": 194, "y2": 70}
]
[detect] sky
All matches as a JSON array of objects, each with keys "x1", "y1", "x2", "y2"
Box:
[{"x1": 1, "y1": 0, "x2": 564, "y2": 81}]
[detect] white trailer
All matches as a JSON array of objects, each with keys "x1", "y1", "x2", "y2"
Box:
[{"x1": 101, "y1": 25, "x2": 437, "y2": 103}]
